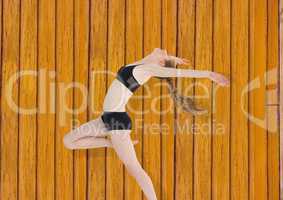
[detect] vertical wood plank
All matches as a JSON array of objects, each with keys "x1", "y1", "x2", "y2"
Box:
[
  {"x1": 125, "y1": 0, "x2": 143, "y2": 199},
  {"x1": 0, "y1": 2, "x2": 2, "y2": 170},
  {"x1": 0, "y1": 5, "x2": 2, "y2": 194},
  {"x1": 161, "y1": 0, "x2": 176, "y2": 199},
  {"x1": 267, "y1": 0, "x2": 280, "y2": 199},
  {"x1": 0, "y1": 0, "x2": 280, "y2": 198},
  {"x1": 175, "y1": 0, "x2": 195, "y2": 199},
  {"x1": 249, "y1": 0, "x2": 268, "y2": 199},
  {"x1": 267, "y1": 0, "x2": 279, "y2": 107},
  {"x1": 0, "y1": 0, "x2": 20, "y2": 199},
  {"x1": 194, "y1": 0, "x2": 213, "y2": 199},
  {"x1": 231, "y1": 0, "x2": 249, "y2": 199},
  {"x1": 74, "y1": 1, "x2": 89, "y2": 200},
  {"x1": 280, "y1": 0, "x2": 283, "y2": 197},
  {"x1": 55, "y1": 0, "x2": 74, "y2": 199},
  {"x1": 106, "y1": 0, "x2": 125, "y2": 199},
  {"x1": 212, "y1": 0, "x2": 231, "y2": 199},
  {"x1": 37, "y1": 0, "x2": 56, "y2": 199},
  {"x1": 88, "y1": 0, "x2": 107, "y2": 199},
  {"x1": 19, "y1": 0, "x2": 37, "y2": 199},
  {"x1": 143, "y1": 0, "x2": 162, "y2": 199}
]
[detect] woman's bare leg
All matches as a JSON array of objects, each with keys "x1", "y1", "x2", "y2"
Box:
[
  {"x1": 109, "y1": 130, "x2": 157, "y2": 200},
  {"x1": 66, "y1": 135, "x2": 113, "y2": 149},
  {"x1": 63, "y1": 116, "x2": 112, "y2": 149}
]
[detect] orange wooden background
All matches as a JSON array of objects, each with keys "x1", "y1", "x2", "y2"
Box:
[
  {"x1": 281, "y1": 0, "x2": 283, "y2": 199},
  {"x1": 0, "y1": 0, "x2": 280, "y2": 200}
]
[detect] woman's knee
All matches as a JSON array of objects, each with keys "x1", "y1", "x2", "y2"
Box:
[{"x1": 62, "y1": 127, "x2": 86, "y2": 149}]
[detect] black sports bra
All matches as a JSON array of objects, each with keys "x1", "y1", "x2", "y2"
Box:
[{"x1": 116, "y1": 64, "x2": 142, "y2": 92}]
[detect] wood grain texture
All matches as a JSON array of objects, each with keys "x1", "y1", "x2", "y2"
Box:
[
  {"x1": 212, "y1": 0, "x2": 231, "y2": 199},
  {"x1": 267, "y1": 0, "x2": 280, "y2": 199},
  {"x1": 106, "y1": 0, "x2": 125, "y2": 199},
  {"x1": 0, "y1": 1, "x2": 280, "y2": 199},
  {"x1": 125, "y1": 0, "x2": 143, "y2": 199},
  {"x1": 143, "y1": 0, "x2": 162, "y2": 199},
  {"x1": 0, "y1": 0, "x2": 20, "y2": 200},
  {"x1": 231, "y1": 0, "x2": 249, "y2": 199},
  {"x1": 249, "y1": 0, "x2": 268, "y2": 199},
  {"x1": 37, "y1": 0, "x2": 56, "y2": 199},
  {"x1": 280, "y1": 0, "x2": 283, "y2": 198},
  {"x1": 194, "y1": 0, "x2": 213, "y2": 199},
  {"x1": 161, "y1": 0, "x2": 177, "y2": 199},
  {"x1": 88, "y1": 0, "x2": 107, "y2": 199},
  {"x1": 175, "y1": 0, "x2": 195, "y2": 199},
  {"x1": 19, "y1": 0, "x2": 38, "y2": 199},
  {"x1": 55, "y1": 0, "x2": 74, "y2": 199},
  {"x1": 74, "y1": 1, "x2": 89, "y2": 200}
]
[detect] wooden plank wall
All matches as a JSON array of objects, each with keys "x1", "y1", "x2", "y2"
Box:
[
  {"x1": 280, "y1": 0, "x2": 283, "y2": 198},
  {"x1": 0, "y1": 0, "x2": 280, "y2": 200}
]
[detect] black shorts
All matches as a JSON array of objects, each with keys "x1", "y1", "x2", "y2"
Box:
[{"x1": 101, "y1": 112, "x2": 132, "y2": 131}]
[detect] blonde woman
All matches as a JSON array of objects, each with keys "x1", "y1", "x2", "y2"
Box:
[{"x1": 63, "y1": 48, "x2": 229, "y2": 200}]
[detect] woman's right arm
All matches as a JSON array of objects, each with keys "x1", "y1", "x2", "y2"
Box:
[
  {"x1": 141, "y1": 64, "x2": 229, "y2": 86},
  {"x1": 143, "y1": 64, "x2": 210, "y2": 78}
]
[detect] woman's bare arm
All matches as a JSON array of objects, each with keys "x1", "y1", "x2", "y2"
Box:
[
  {"x1": 140, "y1": 64, "x2": 229, "y2": 86},
  {"x1": 126, "y1": 48, "x2": 189, "y2": 66},
  {"x1": 127, "y1": 48, "x2": 229, "y2": 86},
  {"x1": 142, "y1": 64, "x2": 209, "y2": 78}
]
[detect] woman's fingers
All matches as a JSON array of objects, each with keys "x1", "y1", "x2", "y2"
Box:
[
  {"x1": 171, "y1": 56, "x2": 188, "y2": 64},
  {"x1": 151, "y1": 49, "x2": 191, "y2": 66},
  {"x1": 132, "y1": 140, "x2": 139, "y2": 145},
  {"x1": 182, "y1": 58, "x2": 191, "y2": 65},
  {"x1": 168, "y1": 56, "x2": 190, "y2": 65},
  {"x1": 210, "y1": 72, "x2": 230, "y2": 86},
  {"x1": 167, "y1": 56, "x2": 179, "y2": 64},
  {"x1": 163, "y1": 49, "x2": 167, "y2": 55}
]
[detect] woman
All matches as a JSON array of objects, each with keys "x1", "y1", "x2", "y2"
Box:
[{"x1": 63, "y1": 48, "x2": 229, "y2": 200}]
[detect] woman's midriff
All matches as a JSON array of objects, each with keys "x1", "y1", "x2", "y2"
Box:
[{"x1": 103, "y1": 79, "x2": 133, "y2": 112}]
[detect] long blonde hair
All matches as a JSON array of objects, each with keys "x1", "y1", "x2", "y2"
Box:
[{"x1": 160, "y1": 59, "x2": 207, "y2": 115}]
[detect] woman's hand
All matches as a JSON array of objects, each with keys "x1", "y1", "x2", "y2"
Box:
[
  {"x1": 159, "y1": 56, "x2": 190, "y2": 66},
  {"x1": 142, "y1": 48, "x2": 167, "y2": 65},
  {"x1": 209, "y1": 72, "x2": 230, "y2": 86},
  {"x1": 151, "y1": 48, "x2": 190, "y2": 66},
  {"x1": 166, "y1": 56, "x2": 190, "y2": 66},
  {"x1": 142, "y1": 48, "x2": 191, "y2": 67}
]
